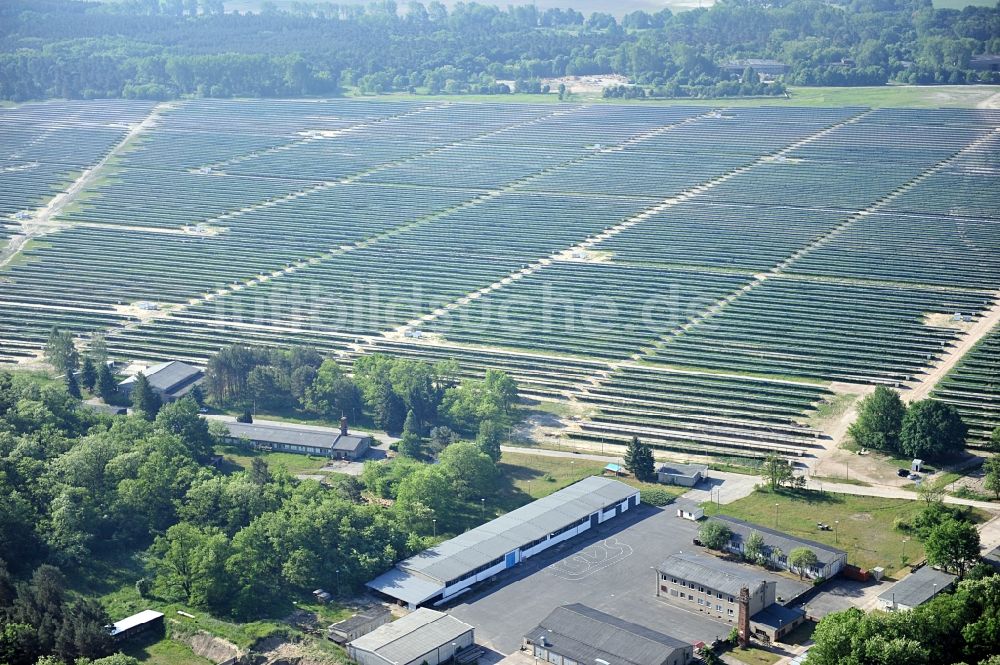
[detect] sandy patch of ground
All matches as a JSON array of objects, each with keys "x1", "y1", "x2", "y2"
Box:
[{"x1": 923, "y1": 312, "x2": 974, "y2": 331}]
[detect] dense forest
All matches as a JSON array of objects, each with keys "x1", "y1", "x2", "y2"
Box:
[
  {"x1": 0, "y1": 347, "x2": 520, "y2": 663},
  {"x1": 0, "y1": 0, "x2": 997, "y2": 101}
]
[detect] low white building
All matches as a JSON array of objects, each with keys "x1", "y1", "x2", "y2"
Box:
[
  {"x1": 347, "y1": 609, "x2": 474, "y2": 665},
  {"x1": 877, "y1": 566, "x2": 957, "y2": 612},
  {"x1": 366, "y1": 476, "x2": 640, "y2": 609}
]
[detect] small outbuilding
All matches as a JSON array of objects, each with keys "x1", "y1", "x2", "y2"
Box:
[
  {"x1": 524, "y1": 603, "x2": 693, "y2": 665},
  {"x1": 107, "y1": 610, "x2": 164, "y2": 642},
  {"x1": 877, "y1": 566, "x2": 957, "y2": 612},
  {"x1": 657, "y1": 463, "x2": 708, "y2": 487},
  {"x1": 327, "y1": 605, "x2": 392, "y2": 644},
  {"x1": 347, "y1": 608, "x2": 474, "y2": 665}
]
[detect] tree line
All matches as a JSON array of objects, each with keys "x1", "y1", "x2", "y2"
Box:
[
  {"x1": 1, "y1": 0, "x2": 997, "y2": 102},
  {"x1": 203, "y1": 344, "x2": 518, "y2": 451}
]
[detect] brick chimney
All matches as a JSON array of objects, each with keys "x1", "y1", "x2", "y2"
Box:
[
  {"x1": 737, "y1": 585, "x2": 751, "y2": 648},
  {"x1": 340, "y1": 416, "x2": 348, "y2": 437}
]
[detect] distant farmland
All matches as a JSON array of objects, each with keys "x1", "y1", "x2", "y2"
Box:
[{"x1": 1, "y1": 99, "x2": 998, "y2": 457}]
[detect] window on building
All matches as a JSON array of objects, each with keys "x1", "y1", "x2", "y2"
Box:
[
  {"x1": 728, "y1": 608, "x2": 734, "y2": 615},
  {"x1": 699, "y1": 586, "x2": 704, "y2": 593},
  {"x1": 697, "y1": 598, "x2": 704, "y2": 605},
  {"x1": 716, "y1": 604, "x2": 723, "y2": 611}
]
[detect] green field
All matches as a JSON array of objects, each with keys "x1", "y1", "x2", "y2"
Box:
[{"x1": 704, "y1": 489, "x2": 942, "y2": 575}]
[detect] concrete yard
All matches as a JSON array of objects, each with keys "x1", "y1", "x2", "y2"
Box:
[{"x1": 445, "y1": 504, "x2": 809, "y2": 655}]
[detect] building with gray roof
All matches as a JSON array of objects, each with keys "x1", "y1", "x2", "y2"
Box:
[
  {"x1": 524, "y1": 604, "x2": 693, "y2": 665},
  {"x1": 347, "y1": 608, "x2": 474, "y2": 665},
  {"x1": 657, "y1": 463, "x2": 708, "y2": 487},
  {"x1": 119, "y1": 361, "x2": 203, "y2": 403},
  {"x1": 877, "y1": 566, "x2": 957, "y2": 612},
  {"x1": 367, "y1": 476, "x2": 640, "y2": 608},
  {"x1": 657, "y1": 552, "x2": 805, "y2": 642},
  {"x1": 218, "y1": 416, "x2": 371, "y2": 460},
  {"x1": 713, "y1": 515, "x2": 847, "y2": 579}
]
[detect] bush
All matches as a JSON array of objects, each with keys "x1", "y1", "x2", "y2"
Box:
[
  {"x1": 640, "y1": 488, "x2": 674, "y2": 507},
  {"x1": 893, "y1": 517, "x2": 912, "y2": 532}
]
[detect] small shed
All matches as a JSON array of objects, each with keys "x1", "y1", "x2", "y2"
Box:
[
  {"x1": 108, "y1": 610, "x2": 165, "y2": 642},
  {"x1": 911, "y1": 459, "x2": 923, "y2": 473},
  {"x1": 657, "y1": 463, "x2": 708, "y2": 487},
  {"x1": 604, "y1": 463, "x2": 623, "y2": 476},
  {"x1": 677, "y1": 506, "x2": 705, "y2": 521}
]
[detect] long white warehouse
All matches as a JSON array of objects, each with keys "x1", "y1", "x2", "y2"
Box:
[{"x1": 367, "y1": 476, "x2": 640, "y2": 609}]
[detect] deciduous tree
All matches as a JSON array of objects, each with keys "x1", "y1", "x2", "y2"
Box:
[
  {"x1": 925, "y1": 518, "x2": 980, "y2": 577},
  {"x1": 900, "y1": 400, "x2": 967, "y2": 461},
  {"x1": 848, "y1": 386, "x2": 906, "y2": 453}
]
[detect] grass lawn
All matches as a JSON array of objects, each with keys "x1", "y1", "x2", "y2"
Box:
[
  {"x1": 494, "y1": 451, "x2": 684, "y2": 513},
  {"x1": 120, "y1": 632, "x2": 213, "y2": 665},
  {"x1": 704, "y1": 489, "x2": 936, "y2": 574},
  {"x1": 726, "y1": 646, "x2": 782, "y2": 665},
  {"x1": 214, "y1": 444, "x2": 332, "y2": 476}
]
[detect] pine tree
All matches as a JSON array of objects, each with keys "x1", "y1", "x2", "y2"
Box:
[
  {"x1": 96, "y1": 363, "x2": 117, "y2": 402},
  {"x1": 131, "y1": 372, "x2": 162, "y2": 420},
  {"x1": 624, "y1": 436, "x2": 641, "y2": 475},
  {"x1": 65, "y1": 371, "x2": 81, "y2": 399},
  {"x1": 634, "y1": 441, "x2": 656, "y2": 482},
  {"x1": 80, "y1": 356, "x2": 97, "y2": 391},
  {"x1": 398, "y1": 410, "x2": 422, "y2": 458}
]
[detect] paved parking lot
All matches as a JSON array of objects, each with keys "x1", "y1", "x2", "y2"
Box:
[{"x1": 446, "y1": 505, "x2": 803, "y2": 655}]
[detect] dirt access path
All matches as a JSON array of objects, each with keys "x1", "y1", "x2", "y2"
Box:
[
  {"x1": 0, "y1": 102, "x2": 171, "y2": 269},
  {"x1": 902, "y1": 293, "x2": 1000, "y2": 403}
]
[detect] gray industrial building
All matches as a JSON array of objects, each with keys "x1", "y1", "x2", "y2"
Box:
[
  {"x1": 524, "y1": 604, "x2": 693, "y2": 665},
  {"x1": 877, "y1": 566, "x2": 957, "y2": 612},
  {"x1": 713, "y1": 515, "x2": 847, "y2": 579},
  {"x1": 219, "y1": 416, "x2": 371, "y2": 460},
  {"x1": 347, "y1": 608, "x2": 474, "y2": 665},
  {"x1": 119, "y1": 360, "x2": 203, "y2": 403},
  {"x1": 367, "y1": 476, "x2": 640, "y2": 609}
]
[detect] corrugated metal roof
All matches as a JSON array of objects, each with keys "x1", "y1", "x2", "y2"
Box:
[
  {"x1": 877, "y1": 566, "x2": 956, "y2": 608},
  {"x1": 714, "y1": 515, "x2": 847, "y2": 565},
  {"x1": 658, "y1": 552, "x2": 769, "y2": 597},
  {"x1": 349, "y1": 608, "x2": 472, "y2": 662},
  {"x1": 221, "y1": 420, "x2": 370, "y2": 452},
  {"x1": 367, "y1": 477, "x2": 638, "y2": 602},
  {"x1": 525, "y1": 604, "x2": 688, "y2": 665},
  {"x1": 110, "y1": 610, "x2": 163, "y2": 636},
  {"x1": 366, "y1": 568, "x2": 446, "y2": 607},
  {"x1": 120, "y1": 361, "x2": 202, "y2": 394}
]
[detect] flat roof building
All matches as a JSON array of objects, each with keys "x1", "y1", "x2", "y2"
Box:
[
  {"x1": 524, "y1": 604, "x2": 693, "y2": 665},
  {"x1": 347, "y1": 608, "x2": 474, "y2": 665},
  {"x1": 877, "y1": 566, "x2": 957, "y2": 612},
  {"x1": 713, "y1": 515, "x2": 847, "y2": 579},
  {"x1": 328, "y1": 606, "x2": 392, "y2": 644},
  {"x1": 367, "y1": 476, "x2": 640, "y2": 609},
  {"x1": 119, "y1": 361, "x2": 203, "y2": 403},
  {"x1": 217, "y1": 416, "x2": 371, "y2": 460}
]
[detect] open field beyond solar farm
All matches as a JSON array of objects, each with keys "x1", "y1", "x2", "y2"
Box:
[{"x1": 2, "y1": 97, "x2": 999, "y2": 462}]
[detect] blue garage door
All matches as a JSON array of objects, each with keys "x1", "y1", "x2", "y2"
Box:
[{"x1": 505, "y1": 551, "x2": 517, "y2": 569}]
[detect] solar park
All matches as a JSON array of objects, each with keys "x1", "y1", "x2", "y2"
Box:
[{"x1": 2, "y1": 98, "x2": 998, "y2": 457}]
